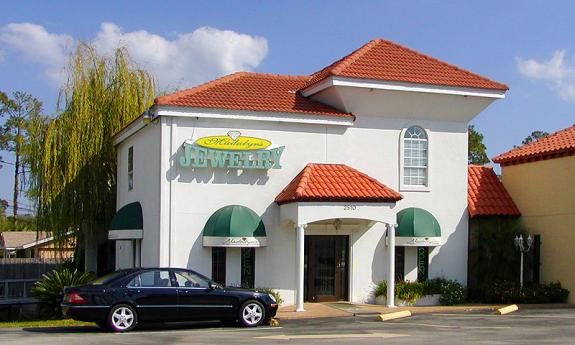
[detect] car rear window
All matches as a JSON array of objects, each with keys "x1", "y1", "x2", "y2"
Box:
[{"x1": 90, "y1": 271, "x2": 127, "y2": 285}]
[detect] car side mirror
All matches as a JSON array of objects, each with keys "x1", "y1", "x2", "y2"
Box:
[{"x1": 208, "y1": 282, "x2": 218, "y2": 290}]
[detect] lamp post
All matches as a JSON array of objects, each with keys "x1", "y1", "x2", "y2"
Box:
[{"x1": 514, "y1": 234, "x2": 533, "y2": 288}]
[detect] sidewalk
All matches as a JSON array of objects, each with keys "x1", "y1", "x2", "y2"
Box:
[
  {"x1": 276, "y1": 302, "x2": 503, "y2": 320},
  {"x1": 276, "y1": 302, "x2": 575, "y2": 321}
]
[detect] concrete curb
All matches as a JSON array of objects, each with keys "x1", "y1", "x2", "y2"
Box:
[
  {"x1": 378, "y1": 310, "x2": 412, "y2": 321},
  {"x1": 496, "y1": 305, "x2": 519, "y2": 315}
]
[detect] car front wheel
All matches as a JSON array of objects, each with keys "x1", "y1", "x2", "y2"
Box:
[
  {"x1": 107, "y1": 304, "x2": 138, "y2": 332},
  {"x1": 238, "y1": 300, "x2": 265, "y2": 327}
]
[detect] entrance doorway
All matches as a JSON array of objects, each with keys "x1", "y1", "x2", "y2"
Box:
[{"x1": 304, "y1": 235, "x2": 349, "y2": 302}]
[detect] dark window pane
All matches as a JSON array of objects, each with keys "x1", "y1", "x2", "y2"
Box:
[
  {"x1": 137, "y1": 270, "x2": 172, "y2": 287},
  {"x1": 211, "y1": 247, "x2": 226, "y2": 285},
  {"x1": 175, "y1": 270, "x2": 210, "y2": 288},
  {"x1": 395, "y1": 246, "x2": 405, "y2": 281},
  {"x1": 241, "y1": 248, "x2": 255, "y2": 289},
  {"x1": 417, "y1": 247, "x2": 429, "y2": 281}
]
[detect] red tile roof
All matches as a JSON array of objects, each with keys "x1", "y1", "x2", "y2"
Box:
[
  {"x1": 467, "y1": 165, "x2": 520, "y2": 217},
  {"x1": 493, "y1": 125, "x2": 575, "y2": 166},
  {"x1": 302, "y1": 39, "x2": 508, "y2": 91},
  {"x1": 275, "y1": 163, "x2": 403, "y2": 205},
  {"x1": 154, "y1": 72, "x2": 353, "y2": 118}
]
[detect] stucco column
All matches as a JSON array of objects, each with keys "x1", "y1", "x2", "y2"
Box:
[
  {"x1": 296, "y1": 224, "x2": 307, "y2": 312},
  {"x1": 387, "y1": 223, "x2": 397, "y2": 308}
]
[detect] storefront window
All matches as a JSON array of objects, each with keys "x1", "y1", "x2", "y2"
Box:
[
  {"x1": 395, "y1": 246, "x2": 405, "y2": 281},
  {"x1": 403, "y1": 126, "x2": 428, "y2": 186},
  {"x1": 211, "y1": 247, "x2": 226, "y2": 285},
  {"x1": 128, "y1": 146, "x2": 134, "y2": 190},
  {"x1": 241, "y1": 248, "x2": 255, "y2": 289},
  {"x1": 417, "y1": 247, "x2": 429, "y2": 281}
]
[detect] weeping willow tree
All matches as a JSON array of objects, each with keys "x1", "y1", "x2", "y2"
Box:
[{"x1": 28, "y1": 43, "x2": 155, "y2": 267}]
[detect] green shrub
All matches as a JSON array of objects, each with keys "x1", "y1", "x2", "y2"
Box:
[
  {"x1": 32, "y1": 269, "x2": 95, "y2": 318},
  {"x1": 255, "y1": 287, "x2": 284, "y2": 306},
  {"x1": 376, "y1": 278, "x2": 465, "y2": 306},
  {"x1": 438, "y1": 279, "x2": 466, "y2": 305},
  {"x1": 375, "y1": 281, "x2": 424, "y2": 305},
  {"x1": 482, "y1": 280, "x2": 569, "y2": 304}
]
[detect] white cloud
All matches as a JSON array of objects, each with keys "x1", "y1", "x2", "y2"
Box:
[
  {"x1": 0, "y1": 23, "x2": 73, "y2": 85},
  {"x1": 0, "y1": 22, "x2": 268, "y2": 90},
  {"x1": 517, "y1": 50, "x2": 575, "y2": 101}
]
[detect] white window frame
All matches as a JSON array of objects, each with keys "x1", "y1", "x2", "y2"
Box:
[
  {"x1": 128, "y1": 146, "x2": 134, "y2": 191},
  {"x1": 399, "y1": 125, "x2": 431, "y2": 192}
]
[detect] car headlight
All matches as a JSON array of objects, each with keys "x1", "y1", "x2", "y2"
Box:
[{"x1": 268, "y1": 293, "x2": 277, "y2": 303}]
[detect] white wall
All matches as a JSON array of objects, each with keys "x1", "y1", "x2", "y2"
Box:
[
  {"x1": 116, "y1": 121, "x2": 162, "y2": 268},
  {"x1": 117, "y1": 85, "x2": 483, "y2": 305}
]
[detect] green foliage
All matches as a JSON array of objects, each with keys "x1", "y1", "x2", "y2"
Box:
[
  {"x1": 31, "y1": 268, "x2": 95, "y2": 318},
  {"x1": 437, "y1": 279, "x2": 466, "y2": 305},
  {"x1": 256, "y1": 287, "x2": 284, "y2": 306},
  {"x1": 468, "y1": 217, "x2": 528, "y2": 289},
  {"x1": 27, "y1": 43, "x2": 155, "y2": 253},
  {"x1": 482, "y1": 280, "x2": 569, "y2": 304},
  {"x1": 468, "y1": 125, "x2": 490, "y2": 165},
  {"x1": 376, "y1": 278, "x2": 466, "y2": 305},
  {"x1": 521, "y1": 130, "x2": 549, "y2": 146},
  {"x1": 0, "y1": 91, "x2": 47, "y2": 227}
]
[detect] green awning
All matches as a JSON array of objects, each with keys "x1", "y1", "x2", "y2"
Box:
[
  {"x1": 203, "y1": 205, "x2": 266, "y2": 247},
  {"x1": 395, "y1": 207, "x2": 441, "y2": 246},
  {"x1": 108, "y1": 202, "x2": 143, "y2": 240}
]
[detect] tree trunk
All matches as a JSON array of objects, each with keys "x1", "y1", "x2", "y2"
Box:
[{"x1": 12, "y1": 127, "x2": 20, "y2": 229}]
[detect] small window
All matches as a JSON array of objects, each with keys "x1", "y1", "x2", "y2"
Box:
[
  {"x1": 395, "y1": 246, "x2": 405, "y2": 281},
  {"x1": 212, "y1": 247, "x2": 226, "y2": 285},
  {"x1": 241, "y1": 248, "x2": 255, "y2": 289},
  {"x1": 128, "y1": 146, "x2": 134, "y2": 190},
  {"x1": 417, "y1": 247, "x2": 429, "y2": 281},
  {"x1": 174, "y1": 270, "x2": 210, "y2": 288},
  {"x1": 128, "y1": 270, "x2": 172, "y2": 287},
  {"x1": 403, "y1": 126, "x2": 428, "y2": 187}
]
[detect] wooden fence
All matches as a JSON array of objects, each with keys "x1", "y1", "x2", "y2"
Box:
[{"x1": 0, "y1": 258, "x2": 61, "y2": 280}]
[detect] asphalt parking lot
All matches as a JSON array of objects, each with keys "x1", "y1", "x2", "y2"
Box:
[{"x1": 1, "y1": 308, "x2": 574, "y2": 344}]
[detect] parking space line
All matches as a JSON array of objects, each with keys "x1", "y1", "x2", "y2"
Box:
[{"x1": 393, "y1": 322, "x2": 511, "y2": 330}]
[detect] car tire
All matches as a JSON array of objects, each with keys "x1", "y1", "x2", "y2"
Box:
[
  {"x1": 107, "y1": 304, "x2": 138, "y2": 332},
  {"x1": 238, "y1": 300, "x2": 265, "y2": 327}
]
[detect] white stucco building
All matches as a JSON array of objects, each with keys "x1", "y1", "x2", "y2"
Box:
[{"x1": 109, "y1": 39, "x2": 508, "y2": 309}]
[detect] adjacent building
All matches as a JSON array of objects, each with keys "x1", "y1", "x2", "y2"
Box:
[
  {"x1": 109, "y1": 39, "x2": 508, "y2": 308},
  {"x1": 0, "y1": 231, "x2": 75, "y2": 259},
  {"x1": 493, "y1": 125, "x2": 575, "y2": 302}
]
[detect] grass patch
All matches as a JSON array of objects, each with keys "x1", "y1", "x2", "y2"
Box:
[{"x1": 0, "y1": 319, "x2": 94, "y2": 328}]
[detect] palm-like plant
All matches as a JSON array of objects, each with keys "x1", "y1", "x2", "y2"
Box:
[{"x1": 32, "y1": 268, "x2": 95, "y2": 318}]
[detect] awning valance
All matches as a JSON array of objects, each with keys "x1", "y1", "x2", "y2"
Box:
[
  {"x1": 203, "y1": 205, "x2": 266, "y2": 247},
  {"x1": 396, "y1": 207, "x2": 441, "y2": 246},
  {"x1": 108, "y1": 202, "x2": 143, "y2": 240}
]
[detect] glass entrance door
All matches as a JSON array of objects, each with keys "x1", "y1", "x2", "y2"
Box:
[{"x1": 304, "y1": 235, "x2": 349, "y2": 302}]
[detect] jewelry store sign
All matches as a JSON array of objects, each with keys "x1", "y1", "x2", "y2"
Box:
[{"x1": 180, "y1": 131, "x2": 285, "y2": 169}]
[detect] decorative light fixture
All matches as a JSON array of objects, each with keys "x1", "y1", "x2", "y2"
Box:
[
  {"x1": 333, "y1": 218, "x2": 342, "y2": 230},
  {"x1": 514, "y1": 234, "x2": 533, "y2": 288}
]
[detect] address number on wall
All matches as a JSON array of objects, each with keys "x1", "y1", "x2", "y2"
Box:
[{"x1": 343, "y1": 205, "x2": 357, "y2": 210}]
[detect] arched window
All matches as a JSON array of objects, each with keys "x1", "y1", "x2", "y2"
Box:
[{"x1": 403, "y1": 126, "x2": 428, "y2": 186}]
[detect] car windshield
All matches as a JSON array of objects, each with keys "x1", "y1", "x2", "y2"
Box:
[{"x1": 90, "y1": 271, "x2": 127, "y2": 285}]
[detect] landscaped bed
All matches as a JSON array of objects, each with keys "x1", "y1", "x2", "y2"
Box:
[{"x1": 0, "y1": 319, "x2": 94, "y2": 328}]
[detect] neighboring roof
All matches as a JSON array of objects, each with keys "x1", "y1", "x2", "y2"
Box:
[
  {"x1": 302, "y1": 39, "x2": 508, "y2": 91},
  {"x1": 0, "y1": 231, "x2": 49, "y2": 249},
  {"x1": 154, "y1": 72, "x2": 353, "y2": 118},
  {"x1": 493, "y1": 125, "x2": 575, "y2": 166},
  {"x1": 467, "y1": 165, "x2": 521, "y2": 217},
  {"x1": 275, "y1": 163, "x2": 403, "y2": 205}
]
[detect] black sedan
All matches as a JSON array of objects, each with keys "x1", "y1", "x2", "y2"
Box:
[{"x1": 61, "y1": 268, "x2": 278, "y2": 332}]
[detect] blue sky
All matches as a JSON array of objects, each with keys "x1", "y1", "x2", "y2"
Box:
[{"x1": 1, "y1": 0, "x2": 574, "y2": 214}]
